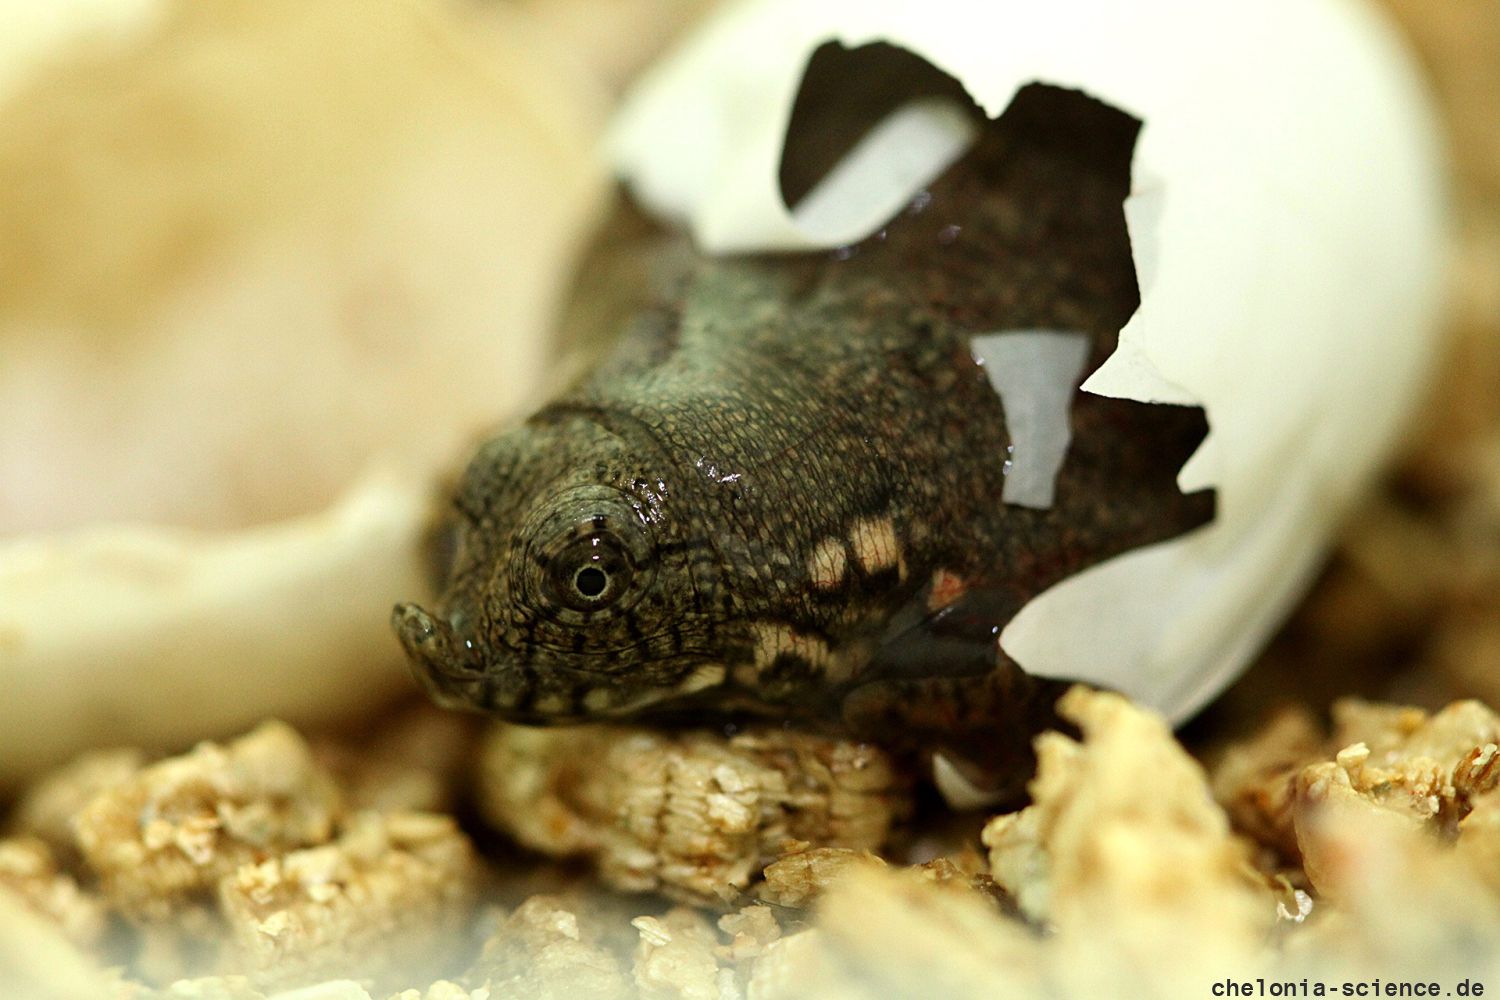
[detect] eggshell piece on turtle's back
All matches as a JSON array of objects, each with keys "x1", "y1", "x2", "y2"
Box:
[{"x1": 608, "y1": 0, "x2": 1449, "y2": 721}]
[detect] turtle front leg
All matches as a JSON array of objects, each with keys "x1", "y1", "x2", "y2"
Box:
[{"x1": 840, "y1": 658, "x2": 1077, "y2": 809}]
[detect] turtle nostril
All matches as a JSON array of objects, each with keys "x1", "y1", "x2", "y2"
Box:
[
  {"x1": 392, "y1": 602, "x2": 481, "y2": 679},
  {"x1": 392, "y1": 602, "x2": 438, "y2": 652}
]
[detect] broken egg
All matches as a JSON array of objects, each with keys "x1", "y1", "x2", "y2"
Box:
[{"x1": 608, "y1": 0, "x2": 1450, "y2": 721}]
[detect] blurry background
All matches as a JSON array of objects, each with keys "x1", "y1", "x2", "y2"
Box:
[{"x1": 0, "y1": 0, "x2": 713, "y2": 534}]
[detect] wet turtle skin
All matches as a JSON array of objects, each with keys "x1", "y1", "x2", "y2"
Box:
[{"x1": 394, "y1": 79, "x2": 1214, "y2": 797}]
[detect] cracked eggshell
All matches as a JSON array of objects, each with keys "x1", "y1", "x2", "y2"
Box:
[{"x1": 609, "y1": 0, "x2": 1449, "y2": 720}]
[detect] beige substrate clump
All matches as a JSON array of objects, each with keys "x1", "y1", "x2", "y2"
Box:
[
  {"x1": 0, "y1": 837, "x2": 105, "y2": 950},
  {"x1": 0, "y1": 721, "x2": 481, "y2": 996},
  {"x1": 216, "y1": 811, "x2": 476, "y2": 991},
  {"x1": 72, "y1": 722, "x2": 342, "y2": 921},
  {"x1": 1212, "y1": 698, "x2": 1500, "y2": 892},
  {"x1": 475, "y1": 722, "x2": 913, "y2": 904},
  {"x1": 8, "y1": 686, "x2": 1500, "y2": 998},
  {"x1": 709, "y1": 688, "x2": 1500, "y2": 1000}
]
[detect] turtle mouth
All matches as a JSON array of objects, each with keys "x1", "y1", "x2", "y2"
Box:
[
  {"x1": 392, "y1": 603, "x2": 738, "y2": 724},
  {"x1": 391, "y1": 601, "x2": 583, "y2": 721}
]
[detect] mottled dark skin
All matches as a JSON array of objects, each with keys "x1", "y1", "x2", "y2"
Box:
[{"x1": 394, "y1": 72, "x2": 1214, "y2": 798}]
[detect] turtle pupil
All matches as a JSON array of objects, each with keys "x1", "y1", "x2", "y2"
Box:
[{"x1": 574, "y1": 566, "x2": 609, "y2": 599}]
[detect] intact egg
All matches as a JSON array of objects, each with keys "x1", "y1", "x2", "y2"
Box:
[{"x1": 606, "y1": 0, "x2": 1450, "y2": 723}]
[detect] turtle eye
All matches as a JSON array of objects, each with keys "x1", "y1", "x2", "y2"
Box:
[
  {"x1": 544, "y1": 529, "x2": 635, "y2": 613},
  {"x1": 518, "y1": 489, "x2": 656, "y2": 626}
]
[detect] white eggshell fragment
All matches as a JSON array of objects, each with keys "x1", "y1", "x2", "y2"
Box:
[
  {"x1": 0, "y1": 473, "x2": 426, "y2": 778},
  {"x1": 610, "y1": 0, "x2": 1449, "y2": 720}
]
